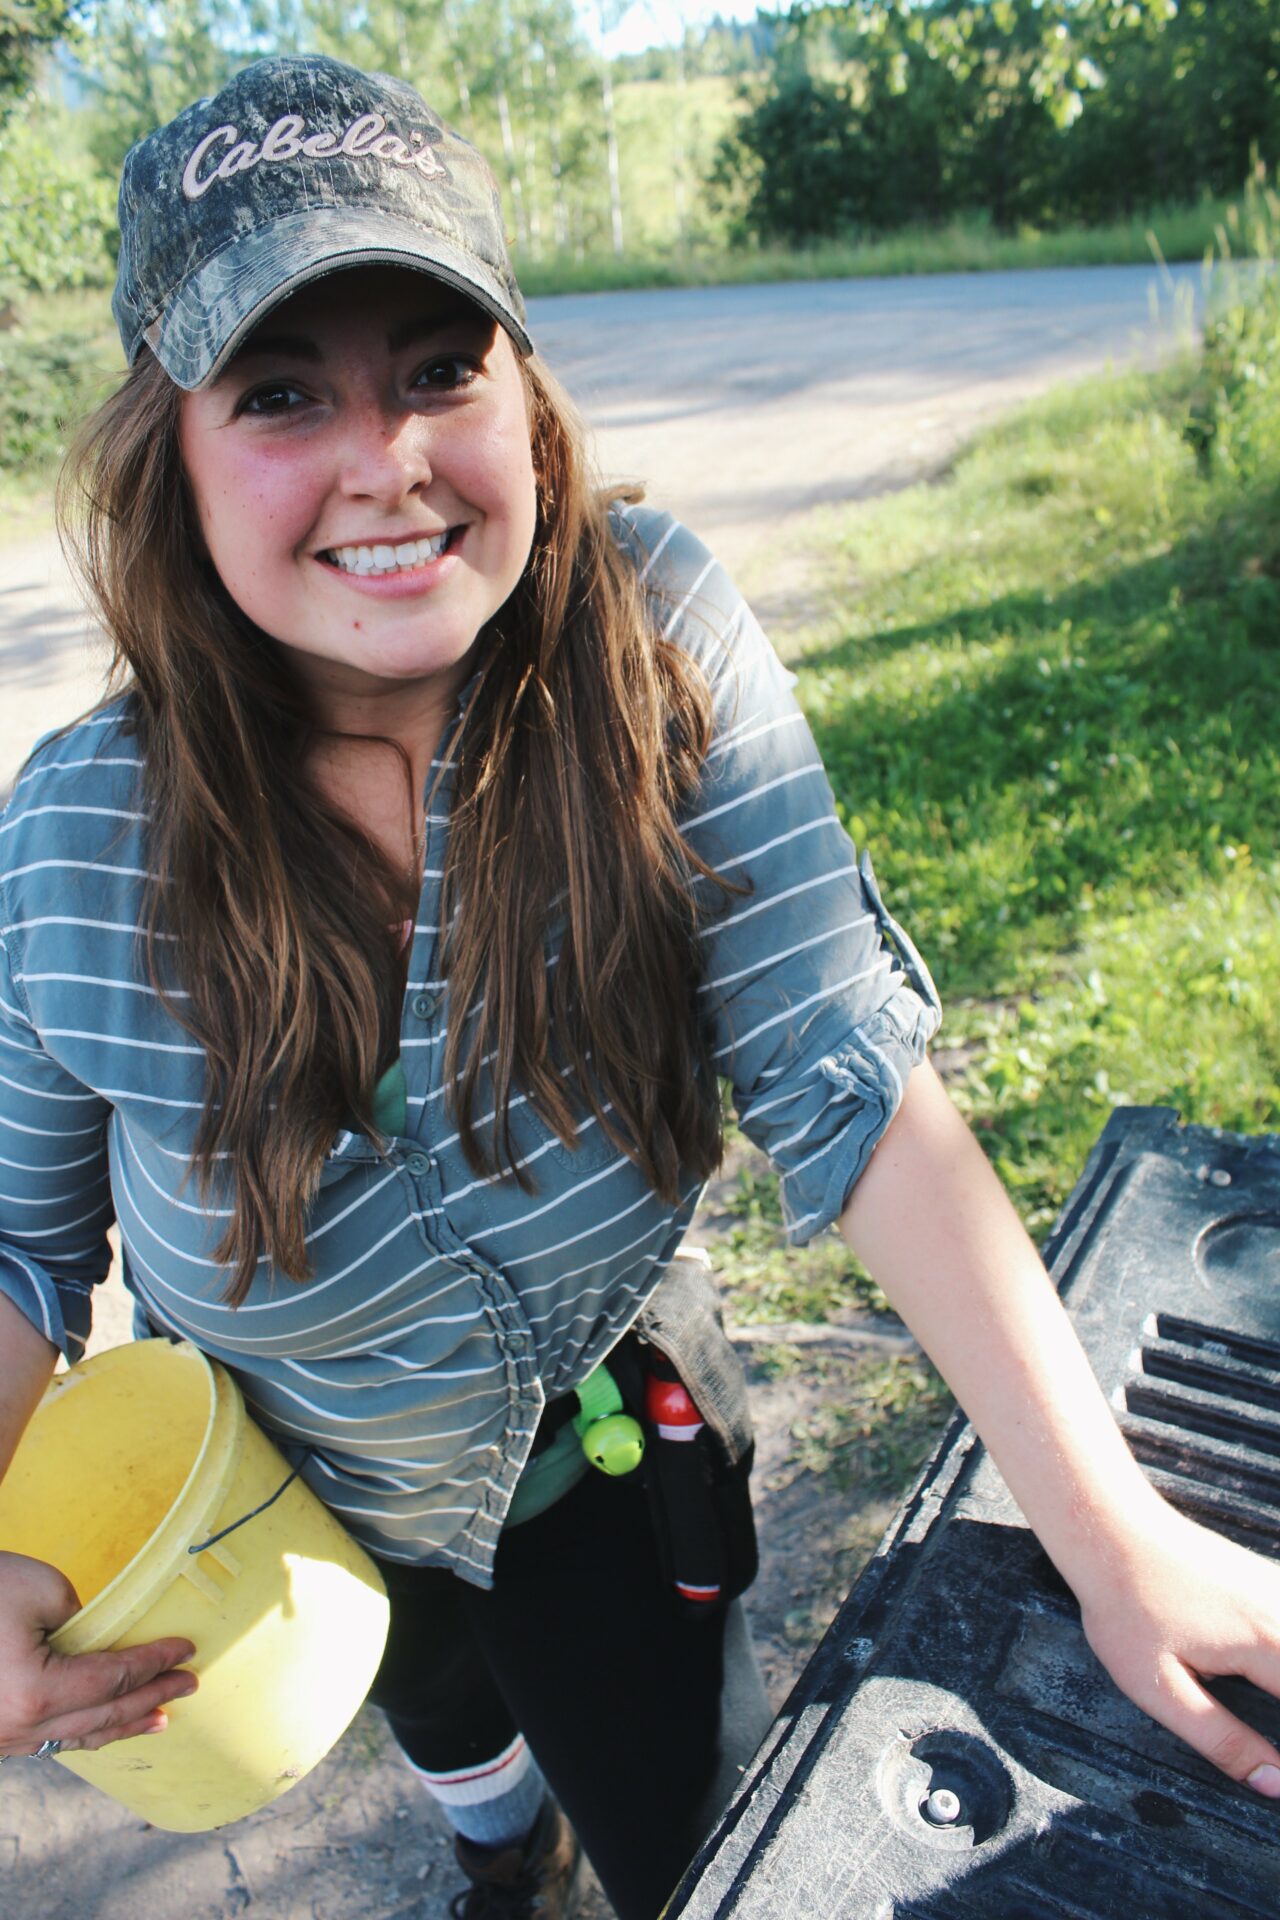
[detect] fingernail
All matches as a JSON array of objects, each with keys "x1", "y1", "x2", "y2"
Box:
[
  {"x1": 175, "y1": 1679, "x2": 198, "y2": 1698},
  {"x1": 145, "y1": 1713, "x2": 168, "y2": 1735},
  {"x1": 1247, "y1": 1764, "x2": 1280, "y2": 1798}
]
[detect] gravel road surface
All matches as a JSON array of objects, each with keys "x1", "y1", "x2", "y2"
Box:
[{"x1": 0, "y1": 262, "x2": 1199, "y2": 1920}]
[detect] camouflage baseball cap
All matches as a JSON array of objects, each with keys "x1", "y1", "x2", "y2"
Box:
[{"x1": 112, "y1": 54, "x2": 533, "y2": 390}]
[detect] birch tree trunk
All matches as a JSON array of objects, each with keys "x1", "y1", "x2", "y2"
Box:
[
  {"x1": 545, "y1": 47, "x2": 569, "y2": 251},
  {"x1": 521, "y1": 46, "x2": 542, "y2": 258},
  {"x1": 495, "y1": 74, "x2": 530, "y2": 252},
  {"x1": 440, "y1": 0, "x2": 475, "y2": 135},
  {"x1": 672, "y1": 19, "x2": 688, "y2": 246},
  {"x1": 600, "y1": 50, "x2": 623, "y2": 256}
]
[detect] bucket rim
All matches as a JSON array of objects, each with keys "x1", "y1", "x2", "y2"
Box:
[{"x1": 49, "y1": 1339, "x2": 245, "y2": 1655}]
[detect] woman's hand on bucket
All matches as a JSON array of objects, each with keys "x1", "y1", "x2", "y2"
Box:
[{"x1": 0, "y1": 1551, "x2": 197, "y2": 1755}]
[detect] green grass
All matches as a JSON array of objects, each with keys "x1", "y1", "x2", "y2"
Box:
[
  {"x1": 772, "y1": 1352, "x2": 952, "y2": 1499},
  {"x1": 712, "y1": 1147, "x2": 891, "y2": 1327},
  {"x1": 710, "y1": 246, "x2": 1280, "y2": 1340},
  {"x1": 513, "y1": 197, "x2": 1235, "y2": 297},
  {"x1": 788, "y1": 356, "x2": 1280, "y2": 1242}
]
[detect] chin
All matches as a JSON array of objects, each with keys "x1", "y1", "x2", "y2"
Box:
[{"x1": 341, "y1": 633, "x2": 478, "y2": 688}]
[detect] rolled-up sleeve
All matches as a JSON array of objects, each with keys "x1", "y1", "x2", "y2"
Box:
[
  {"x1": 0, "y1": 901, "x2": 114, "y2": 1363},
  {"x1": 645, "y1": 513, "x2": 942, "y2": 1242}
]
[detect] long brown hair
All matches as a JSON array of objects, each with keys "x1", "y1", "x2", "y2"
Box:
[{"x1": 58, "y1": 339, "x2": 747, "y2": 1304}]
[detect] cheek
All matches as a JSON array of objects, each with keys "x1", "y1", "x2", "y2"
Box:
[
  {"x1": 194, "y1": 450, "x2": 322, "y2": 587},
  {"x1": 457, "y1": 403, "x2": 537, "y2": 525},
  {"x1": 180, "y1": 397, "x2": 326, "y2": 572},
  {"x1": 491, "y1": 422, "x2": 539, "y2": 563}
]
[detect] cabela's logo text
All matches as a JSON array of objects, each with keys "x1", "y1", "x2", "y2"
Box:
[{"x1": 182, "y1": 112, "x2": 448, "y2": 200}]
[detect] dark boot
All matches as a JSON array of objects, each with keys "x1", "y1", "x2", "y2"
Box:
[{"x1": 448, "y1": 1798, "x2": 584, "y2": 1918}]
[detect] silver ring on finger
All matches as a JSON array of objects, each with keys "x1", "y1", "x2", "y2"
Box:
[{"x1": 31, "y1": 1738, "x2": 62, "y2": 1759}]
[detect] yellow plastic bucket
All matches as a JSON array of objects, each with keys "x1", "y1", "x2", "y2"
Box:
[{"x1": 0, "y1": 1339, "x2": 389, "y2": 1831}]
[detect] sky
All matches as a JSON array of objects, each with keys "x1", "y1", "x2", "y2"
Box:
[{"x1": 581, "y1": 0, "x2": 769, "y2": 58}]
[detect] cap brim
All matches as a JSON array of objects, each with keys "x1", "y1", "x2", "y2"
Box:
[{"x1": 145, "y1": 205, "x2": 533, "y2": 389}]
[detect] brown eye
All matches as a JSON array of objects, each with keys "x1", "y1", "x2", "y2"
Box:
[
  {"x1": 240, "y1": 382, "x2": 305, "y2": 415},
  {"x1": 414, "y1": 355, "x2": 478, "y2": 390}
]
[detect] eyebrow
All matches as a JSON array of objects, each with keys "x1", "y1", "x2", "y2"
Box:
[
  {"x1": 389, "y1": 306, "x2": 492, "y2": 352},
  {"x1": 232, "y1": 333, "x2": 320, "y2": 364},
  {"x1": 230, "y1": 306, "x2": 493, "y2": 368}
]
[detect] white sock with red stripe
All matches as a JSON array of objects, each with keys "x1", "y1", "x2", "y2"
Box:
[{"x1": 404, "y1": 1732, "x2": 547, "y2": 1849}]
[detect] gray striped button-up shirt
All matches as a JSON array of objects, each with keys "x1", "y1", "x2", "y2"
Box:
[{"x1": 0, "y1": 506, "x2": 941, "y2": 1585}]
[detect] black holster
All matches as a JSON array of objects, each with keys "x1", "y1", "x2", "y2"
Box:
[{"x1": 609, "y1": 1251, "x2": 759, "y2": 1618}]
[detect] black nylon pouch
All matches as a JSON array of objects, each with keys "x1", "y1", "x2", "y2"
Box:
[
  {"x1": 648, "y1": 1427, "x2": 758, "y2": 1618},
  {"x1": 610, "y1": 1317, "x2": 759, "y2": 1619}
]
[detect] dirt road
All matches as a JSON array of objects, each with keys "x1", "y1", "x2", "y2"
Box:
[{"x1": 0, "y1": 263, "x2": 1197, "y2": 1919}]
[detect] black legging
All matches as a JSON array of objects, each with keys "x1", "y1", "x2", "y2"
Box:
[{"x1": 368, "y1": 1464, "x2": 772, "y2": 1920}]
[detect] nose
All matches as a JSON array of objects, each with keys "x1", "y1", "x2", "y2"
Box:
[{"x1": 337, "y1": 402, "x2": 433, "y2": 506}]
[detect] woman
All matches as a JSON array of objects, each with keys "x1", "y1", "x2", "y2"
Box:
[{"x1": 2, "y1": 53, "x2": 1280, "y2": 1920}]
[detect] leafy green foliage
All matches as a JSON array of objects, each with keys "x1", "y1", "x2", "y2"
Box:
[
  {"x1": 29, "y1": 2, "x2": 741, "y2": 281},
  {"x1": 77, "y1": 0, "x2": 251, "y2": 175},
  {"x1": 6, "y1": 0, "x2": 1269, "y2": 311},
  {"x1": 0, "y1": 328, "x2": 113, "y2": 471},
  {"x1": 0, "y1": 0, "x2": 80, "y2": 118},
  {"x1": 714, "y1": 0, "x2": 1280, "y2": 244},
  {"x1": 0, "y1": 290, "x2": 119, "y2": 508},
  {"x1": 708, "y1": 69, "x2": 863, "y2": 245},
  {"x1": 0, "y1": 104, "x2": 116, "y2": 297},
  {"x1": 1184, "y1": 176, "x2": 1280, "y2": 485}
]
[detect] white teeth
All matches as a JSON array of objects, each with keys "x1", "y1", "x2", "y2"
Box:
[{"x1": 326, "y1": 532, "x2": 449, "y2": 574}]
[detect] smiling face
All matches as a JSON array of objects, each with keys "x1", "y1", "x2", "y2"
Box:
[{"x1": 177, "y1": 266, "x2": 538, "y2": 730}]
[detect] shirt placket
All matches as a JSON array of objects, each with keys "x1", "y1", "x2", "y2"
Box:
[{"x1": 399, "y1": 732, "x2": 547, "y2": 1569}]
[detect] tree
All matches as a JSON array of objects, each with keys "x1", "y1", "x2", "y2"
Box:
[
  {"x1": 76, "y1": 0, "x2": 245, "y2": 173},
  {"x1": 710, "y1": 68, "x2": 864, "y2": 243},
  {"x1": 710, "y1": 0, "x2": 1280, "y2": 246},
  {"x1": 0, "y1": 93, "x2": 116, "y2": 295},
  {"x1": 0, "y1": 0, "x2": 80, "y2": 117}
]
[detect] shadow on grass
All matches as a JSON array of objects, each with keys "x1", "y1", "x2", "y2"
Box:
[{"x1": 795, "y1": 496, "x2": 1280, "y2": 993}]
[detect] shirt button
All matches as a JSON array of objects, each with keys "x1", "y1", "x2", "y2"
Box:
[
  {"x1": 405, "y1": 1152, "x2": 431, "y2": 1177},
  {"x1": 411, "y1": 991, "x2": 437, "y2": 1019}
]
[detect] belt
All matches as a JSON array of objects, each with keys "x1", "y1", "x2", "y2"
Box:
[{"x1": 527, "y1": 1392, "x2": 578, "y2": 1458}]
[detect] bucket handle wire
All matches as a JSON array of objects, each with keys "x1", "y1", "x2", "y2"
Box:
[{"x1": 187, "y1": 1449, "x2": 313, "y2": 1555}]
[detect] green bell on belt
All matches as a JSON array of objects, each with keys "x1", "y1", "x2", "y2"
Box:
[{"x1": 572, "y1": 1363, "x2": 645, "y2": 1476}]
